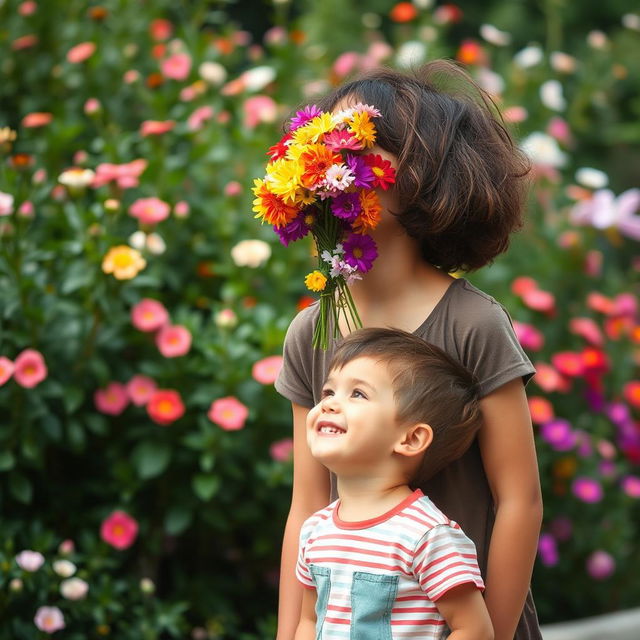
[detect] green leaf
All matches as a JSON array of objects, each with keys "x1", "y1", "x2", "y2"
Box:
[
  {"x1": 131, "y1": 441, "x2": 172, "y2": 479},
  {"x1": 9, "y1": 472, "x2": 32, "y2": 504},
  {"x1": 164, "y1": 504, "x2": 193, "y2": 536},
  {"x1": 63, "y1": 387, "x2": 84, "y2": 414},
  {"x1": 0, "y1": 451, "x2": 16, "y2": 472},
  {"x1": 192, "y1": 474, "x2": 220, "y2": 501}
]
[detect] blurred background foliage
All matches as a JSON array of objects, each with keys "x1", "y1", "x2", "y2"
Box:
[{"x1": 0, "y1": 0, "x2": 639, "y2": 637}]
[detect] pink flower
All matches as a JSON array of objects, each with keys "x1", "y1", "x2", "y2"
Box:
[
  {"x1": 140, "y1": 120, "x2": 175, "y2": 137},
  {"x1": 533, "y1": 362, "x2": 568, "y2": 393},
  {"x1": 18, "y1": 201, "x2": 34, "y2": 217},
  {"x1": 126, "y1": 375, "x2": 157, "y2": 406},
  {"x1": 333, "y1": 51, "x2": 361, "y2": 78},
  {"x1": 540, "y1": 419, "x2": 576, "y2": 451},
  {"x1": 503, "y1": 105, "x2": 528, "y2": 123},
  {"x1": 188, "y1": 105, "x2": 214, "y2": 131},
  {"x1": 0, "y1": 191, "x2": 13, "y2": 216},
  {"x1": 243, "y1": 95, "x2": 277, "y2": 129},
  {"x1": 67, "y1": 41, "x2": 96, "y2": 63},
  {"x1": 92, "y1": 159, "x2": 148, "y2": 189},
  {"x1": 147, "y1": 389, "x2": 185, "y2": 425},
  {"x1": 208, "y1": 396, "x2": 249, "y2": 431},
  {"x1": 537, "y1": 533, "x2": 558, "y2": 567},
  {"x1": 569, "y1": 317, "x2": 603, "y2": 346},
  {"x1": 34, "y1": 606, "x2": 65, "y2": 633},
  {"x1": 270, "y1": 438, "x2": 293, "y2": 462},
  {"x1": 161, "y1": 52, "x2": 192, "y2": 80},
  {"x1": 174, "y1": 201, "x2": 190, "y2": 218},
  {"x1": 570, "y1": 188, "x2": 640, "y2": 241},
  {"x1": 224, "y1": 181, "x2": 242, "y2": 197},
  {"x1": 0, "y1": 356, "x2": 14, "y2": 386},
  {"x1": 94, "y1": 382, "x2": 129, "y2": 415},
  {"x1": 546, "y1": 116, "x2": 572, "y2": 145},
  {"x1": 13, "y1": 349, "x2": 47, "y2": 388},
  {"x1": 586, "y1": 292, "x2": 614, "y2": 315},
  {"x1": 522, "y1": 288, "x2": 555, "y2": 313},
  {"x1": 512, "y1": 321, "x2": 544, "y2": 351},
  {"x1": 150, "y1": 18, "x2": 173, "y2": 41},
  {"x1": 16, "y1": 550, "x2": 45, "y2": 572},
  {"x1": 586, "y1": 550, "x2": 615, "y2": 580},
  {"x1": 22, "y1": 112, "x2": 53, "y2": 128},
  {"x1": 572, "y1": 476, "x2": 603, "y2": 503},
  {"x1": 511, "y1": 276, "x2": 538, "y2": 296},
  {"x1": 621, "y1": 475, "x2": 640, "y2": 498},
  {"x1": 551, "y1": 352, "x2": 585, "y2": 378},
  {"x1": 528, "y1": 396, "x2": 554, "y2": 424},
  {"x1": 19, "y1": 1, "x2": 37, "y2": 16},
  {"x1": 131, "y1": 298, "x2": 169, "y2": 332},
  {"x1": 58, "y1": 539, "x2": 75, "y2": 555},
  {"x1": 156, "y1": 324, "x2": 192, "y2": 357},
  {"x1": 84, "y1": 98, "x2": 101, "y2": 114},
  {"x1": 252, "y1": 355, "x2": 283, "y2": 384},
  {"x1": 129, "y1": 197, "x2": 170, "y2": 225},
  {"x1": 100, "y1": 510, "x2": 138, "y2": 549}
]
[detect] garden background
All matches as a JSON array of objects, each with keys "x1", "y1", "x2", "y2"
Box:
[{"x1": 1, "y1": 0, "x2": 639, "y2": 637}]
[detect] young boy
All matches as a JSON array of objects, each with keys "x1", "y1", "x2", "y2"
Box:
[{"x1": 294, "y1": 328, "x2": 494, "y2": 640}]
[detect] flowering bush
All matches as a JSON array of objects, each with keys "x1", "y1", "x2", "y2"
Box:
[{"x1": 1, "y1": 0, "x2": 639, "y2": 635}]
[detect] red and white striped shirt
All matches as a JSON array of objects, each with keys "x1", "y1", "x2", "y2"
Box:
[{"x1": 296, "y1": 489, "x2": 484, "y2": 639}]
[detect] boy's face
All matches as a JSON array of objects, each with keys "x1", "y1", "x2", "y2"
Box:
[{"x1": 306, "y1": 356, "x2": 403, "y2": 475}]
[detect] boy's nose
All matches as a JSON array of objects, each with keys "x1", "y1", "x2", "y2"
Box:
[{"x1": 321, "y1": 396, "x2": 338, "y2": 412}]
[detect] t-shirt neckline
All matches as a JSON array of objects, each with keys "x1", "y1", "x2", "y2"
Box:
[
  {"x1": 332, "y1": 488, "x2": 424, "y2": 530},
  {"x1": 410, "y1": 277, "x2": 465, "y2": 336}
]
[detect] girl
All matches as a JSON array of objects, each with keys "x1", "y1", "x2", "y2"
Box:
[{"x1": 275, "y1": 60, "x2": 543, "y2": 640}]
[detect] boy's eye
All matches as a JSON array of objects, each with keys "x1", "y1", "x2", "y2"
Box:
[
  {"x1": 352, "y1": 389, "x2": 367, "y2": 399},
  {"x1": 321, "y1": 388, "x2": 334, "y2": 398}
]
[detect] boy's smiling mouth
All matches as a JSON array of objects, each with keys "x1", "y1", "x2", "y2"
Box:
[{"x1": 316, "y1": 421, "x2": 347, "y2": 436}]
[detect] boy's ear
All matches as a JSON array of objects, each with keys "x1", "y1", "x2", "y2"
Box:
[{"x1": 394, "y1": 423, "x2": 433, "y2": 458}]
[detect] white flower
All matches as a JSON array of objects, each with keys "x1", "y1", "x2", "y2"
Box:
[
  {"x1": 540, "y1": 80, "x2": 566, "y2": 111},
  {"x1": 550, "y1": 51, "x2": 577, "y2": 74},
  {"x1": 413, "y1": 0, "x2": 434, "y2": 8},
  {"x1": 16, "y1": 550, "x2": 45, "y2": 572},
  {"x1": 231, "y1": 239, "x2": 271, "y2": 268},
  {"x1": 587, "y1": 30, "x2": 608, "y2": 49},
  {"x1": 324, "y1": 164, "x2": 355, "y2": 191},
  {"x1": 396, "y1": 41, "x2": 426, "y2": 68},
  {"x1": 622, "y1": 14, "x2": 640, "y2": 31},
  {"x1": 513, "y1": 45, "x2": 543, "y2": 68},
  {"x1": 521, "y1": 132, "x2": 567, "y2": 168},
  {"x1": 198, "y1": 61, "x2": 227, "y2": 85},
  {"x1": 53, "y1": 559, "x2": 76, "y2": 578},
  {"x1": 129, "y1": 230, "x2": 147, "y2": 250},
  {"x1": 0, "y1": 191, "x2": 14, "y2": 216},
  {"x1": 140, "y1": 577, "x2": 155, "y2": 594},
  {"x1": 146, "y1": 232, "x2": 166, "y2": 255},
  {"x1": 241, "y1": 66, "x2": 276, "y2": 92},
  {"x1": 575, "y1": 168, "x2": 608, "y2": 190},
  {"x1": 9, "y1": 578, "x2": 23, "y2": 592},
  {"x1": 476, "y1": 68, "x2": 505, "y2": 96},
  {"x1": 480, "y1": 24, "x2": 511, "y2": 46},
  {"x1": 60, "y1": 577, "x2": 89, "y2": 600},
  {"x1": 58, "y1": 168, "x2": 95, "y2": 188},
  {"x1": 215, "y1": 308, "x2": 238, "y2": 329}
]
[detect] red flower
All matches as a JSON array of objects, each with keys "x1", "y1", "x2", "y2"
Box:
[
  {"x1": 624, "y1": 381, "x2": 640, "y2": 409},
  {"x1": 389, "y1": 2, "x2": 418, "y2": 23},
  {"x1": 581, "y1": 347, "x2": 609, "y2": 375},
  {"x1": 528, "y1": 396, "x2": 554, "y2": 424},
  {"x1": 456, "y1": 40, "x2": 487, "y2": 66},
  {"x1": 552, "y1": 352, "x2": 585, "y2": 378},
  {"x1": 267, "y1": 133, "x2": 293, "y2": 161},
  {"x1": 147, "y1": 389, "x2": 185, "y2": 425},
  {"x1": 363, "y1": 154, "x2": 396, "y2": 191}
]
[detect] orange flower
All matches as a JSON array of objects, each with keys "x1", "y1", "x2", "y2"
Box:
[
  {"x1": 102, "y1": 245, "x2": 146, "y2": 280},
  {"x1": 389, "y1": 2, "x2": 418, "y2": 22},
  {"x1": 300, "y1": 145, "x2": 342, "y2": 189},
  {"x1": 22, "y1": 112, "x2": 53, "y2": 128},
  {"x1": 352, "y1": 190, "x2": 381, "y2": 233},
  {"x1": 252, "y1": 178, "x2": 299, "y2": 228},
  {"x1": 456, "y1": 40, "x2": 486, "y2": 66},
  {"x1": 528, "y1": 396, "x2": 554, "y2": 424},
  {"x1": 623, "y1": 381, "x2": 640, "y2": 408}
]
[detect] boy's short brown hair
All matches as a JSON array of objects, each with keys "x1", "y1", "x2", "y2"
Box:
[
  {"x1": 316, "y1": 60, "x2": 531, "y2": 273},
  {"x1": 329, "y1": 327, "x2": 483, "y2": 483}
]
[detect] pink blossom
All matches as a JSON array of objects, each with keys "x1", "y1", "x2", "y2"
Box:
[
  {"x1": 140, "y1": 120, "x2": 175, "y2": 137},
  {"x1": 126, "y1": 375, "x2": 157, "y2": 406},
  {"x1": 156, "y1": 324, "x2": 192, "y2": 357},
  {"x1": 150, "y1": 18, "x2": 173, "y2": 41},
  {"x1": 528, "y1": 396, "x2": 554, "y2": 424},
  {"x1": 92, "y1": 159, "x2": 148, "y2": 189},
  {"x1": 84, "y1": 98, "x2": 101, "y2": 114},
  {"x1": 0, "y1": 191, "x2": 13, "y2": 216},
  {"x1": 522, "y1": 288, "x2": 555, "y2": 313},
  {"x1": 19, "y1": 1, "x2": 37, "y2": 16},
  {"x1": 129, "y1": 197, "x2": 170, "y2": 225},
  {"x1": 333, "y1": 51, "x2": 361, "y2": 78},
  {"x1": 584, "y1": 249, "x2": 603, "y2": 277},
  {"x1": 58, "y1": 539, "x2": 75, "y2": 555},
  {"x1": 101, "y1": 510, "x2": 138, "y2": 549},
  {"x1": 503, "y1": 105, "x2": 528, "y2": 123},
  {"x1": 22, "y1": 112, "x2": 52, "y2": 128},
  {"x1": 173, "y1": 200, "x2": 190, "y2": 218},
  {"x1": 208, "y1": 396, "x2": 249, "y2": 431},
  {"x1": 94, "y1": 382, "x2": 129, "y2": 415},
  {"x1": 540, "y1": 419, "x2": 576, "y2": 451},
  {"x1": 67, "y1": 42, "x2": 96, "y2": 64},
  {"x1": 572, "y1": 476, "x2": 603, "y2": 503},
  {"x1": 569, "y1": 317, "x2": 603, "y2": 346},
  {"x1": 511, "y1": 276, "x2": 538, "y2": 296},
  {"x1": 123, "y1": 69, "x2": 140, "y2": 84},
  {"x1": 161, "y1": 52, "x2": 192, "y2": 80},
  {"x1": 270, "y1": 438, "x2": 293, "y2": 462},
  {"x1": 18, "y1": 201, "x2": 34, "y2": 217},
  {"x1": 621, "y1": 475, "x2": 640, "y2": 498},
  {"x1": 512, "y1": 321, "x2": 544, "y2": 351},
  {"x1": 533, "y1": 362, "x2": 567, "y2": 393},
  {"x1": 12, "y1": 34, "x2": 38, "y2": 50},
  {"x1": 0, "y1": 356, "x2": 14, "y2": 386},
  {"x1": 546, "y1": 116, "x2": 572, "y2": 145},
  {"x1": 34, "y1": 606, "x2": 65, "y2": 633},
  {"x1": 252, "y1": 355, "x2": 283, "y2": 384},
  {"x1": 16, "y1": 550, "x2": 45, "y2": 572},
  {"x1": 537, "y1": 533, "x2": 558, "y2": 567},
  {"x1": 13, "y1": 349, "x2": 47, "y2": 388},
  {"x1": 552, "y1": 352, "x2": 585, "y2": 377},
  {"x1": 131, "y1": 298, "x2": 169, "y2": 332},
  {"x1": 613, "y1": 293, "x2": 638, "y2": 317},
  {"x1": 570, "y1": 188, "x2": 640, "y2": 240},
  {"x1": 586, "y1": 550, "x2": 615, "y2": 580},
  {"x1": 243, "y1": 95, "x2": 277, "y2": 129},
  {"x1": 188, "y1": 105, "x2": 214, "y2": 131},
  {"x1": 224, "y1": 181, "x2": 242, "y2": 197}
]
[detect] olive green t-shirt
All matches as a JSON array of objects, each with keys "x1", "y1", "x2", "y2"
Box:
[{"x1": 275, "y1": 277, "x2": 542, "y2": 638}]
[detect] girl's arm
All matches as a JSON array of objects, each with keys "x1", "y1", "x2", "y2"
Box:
[
  {"x1": 294, "y1": 587, "x2": 317, "y2": 640},
  {"x1": 437, "y1": 583, "x2": 494, "y2": 640},
  {"x1": 277, "y1": 402, "x2": 331, "y2": 640},
  {"x1": 478, "y1": 378, "x2": 543, "y2": 640}
]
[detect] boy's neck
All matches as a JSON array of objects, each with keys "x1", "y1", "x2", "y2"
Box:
[{"x1": 334, "y1": 476, "x2": 415, "y2": 523}]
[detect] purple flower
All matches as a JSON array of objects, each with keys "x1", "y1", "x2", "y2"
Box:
[
  {"x1": 586, "y1": 550, "x2": 615, "y2": 580},
  {"x1": 289, "y1": 105, "x2": 322, "y2": 132},
  {"x1": 621, "y1": 474, "x2": 640, "y2": 498},
  {"x1": 598, "y1": 460, "x2": 617, "y2": 478},
  {"x1": 274, "y1": 209, "x2": 313, "y2": 246},
  {"x1": 585, "y1": 387, "x2": 605, "y2": 412},
  {"x1": 572, "y1": 476, "x2": 603, "y2": 503},
  {"x1": 345, "y1": 154, "x2": 375, "y2": 188},
  {"x1": 606, "y1": 402, "x2": 631, "y2": 427},
  {"x1": 330, "y1": 192, "x2": 361, "y2": 221},
  {"x1": 342, "y1": 233, "x2": 377, "y2": 273},
  {"x1": 540, "y1": 419, "x2": 576, "y2": 451},
  {"x1": 537, "y1": 533, "x2": 559, "y2": 567},
  {"x1": 570, "y1": 188, "x2": 640, "y2": 240}
]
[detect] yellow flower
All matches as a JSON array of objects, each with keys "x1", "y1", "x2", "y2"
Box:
[
  {"x1": 348, "y1": 111, "x2": 376, "y2": 148},
  {"x1": 265, "y1": 158, "x2": 303, "y2": 203},
  {"x1": 102, "y1": 245, "x2": 146, "y2": 280},
  {"x1": 304, "y1": 270, "x2": 327, "y2": 292},
  {"x1": 292, "y1": 113, "x2": 334, "y2": 145}
]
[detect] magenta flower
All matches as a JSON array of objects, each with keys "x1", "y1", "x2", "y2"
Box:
[
  {"x1": 0, "y1": 356, "x2": 14, "y2": 386},
  {"x1": 129, "y1": 197, "x2": 170, "y2": 225},
  {"x1": 275, "y1": 209, "x2": 313, "y2": 246},
  {"x1": 570, "y1": 188, "x2": 640, "y2": 240},
  {"x1": 331, "y1": 192, "x2": 361, "y2": 221},
  {"x1": 161, "y1": 52, "x2": 192, "y2": 81},
  {"x1": 537, "y1": 533, "x2": 558, "y2": 567},
  {"x1": 208, "y1": 396, "x2": 249, "y2": 431},
  {"x1": 94, "y1": 382, "x2": 129, "y2": 416},
  {"x1": 100, "y1": 510, "x2": 138, "y2": 550},
  {"x1": 512, "y1": 321, "x2": 544, "y2": 351},
  {"x1": 289, "y1": 104, "x2": 322, "y2": 131},
  {"x1": 131, "y1": 298, "x2": 169, "y2": 332},
  {"x1": 540, "y1": 419, "x2": 576, "y2": 451},
  {"x1": 34, "y1": 606, "x2": 65, "y2": 633},
  {"x1": 324, "y1": 129, "x2": 363, "y2": 151},
  {"x1": 342, "y1": 233, "x2": 377, "y2": 273},
  {"x1": 621, "y1": 475, "x2": 640, "y2": 498},
  {"x1": 252, "y1": 355, "x2": 283, "y2": 384},
  {"x1": 270, "y1": 438, "x2": 293, "y2": 462},
  {"x1": 126, "y1": 375, "x2": 157, "y2": 406},
  {"x1": 572, "y1": 476, "x2": 603, "y2": 503},
  {"x1": 13, "y1": 349, "x2": 47, "y2": 388},
  {"x1": 345, "y1": 154, "x2": 375, "y2": 188},
  {"x1": 156, "y1": 324, "x2": 192, "y2": 357},
  {"x1": 586, "y1": 550, "x2": 615, "y2": 580}
]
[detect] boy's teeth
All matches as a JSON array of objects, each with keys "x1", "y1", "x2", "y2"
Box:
[{"x1": 319, "y1": 425, "x2": 344, "y2": 434}]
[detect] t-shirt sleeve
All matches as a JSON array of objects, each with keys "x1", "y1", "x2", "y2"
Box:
[
  {"x1": 295, "y1": 518, "x2": 316, "y2": 589},
  {"x1": 412, "y1": 523, "x2": 485, "y2": 602},
  {"x1": 274, "y1": 305, "x2": 316, "y2": 408}
]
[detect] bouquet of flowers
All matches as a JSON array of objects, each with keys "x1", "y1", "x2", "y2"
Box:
[{"x1": 252, "y1": 104, "x2": 396, "y2": 349}]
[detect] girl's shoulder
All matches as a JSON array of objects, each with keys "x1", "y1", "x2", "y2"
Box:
[{"x1": 284, "y1": 301, "x2": 320, "y2": 343}]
